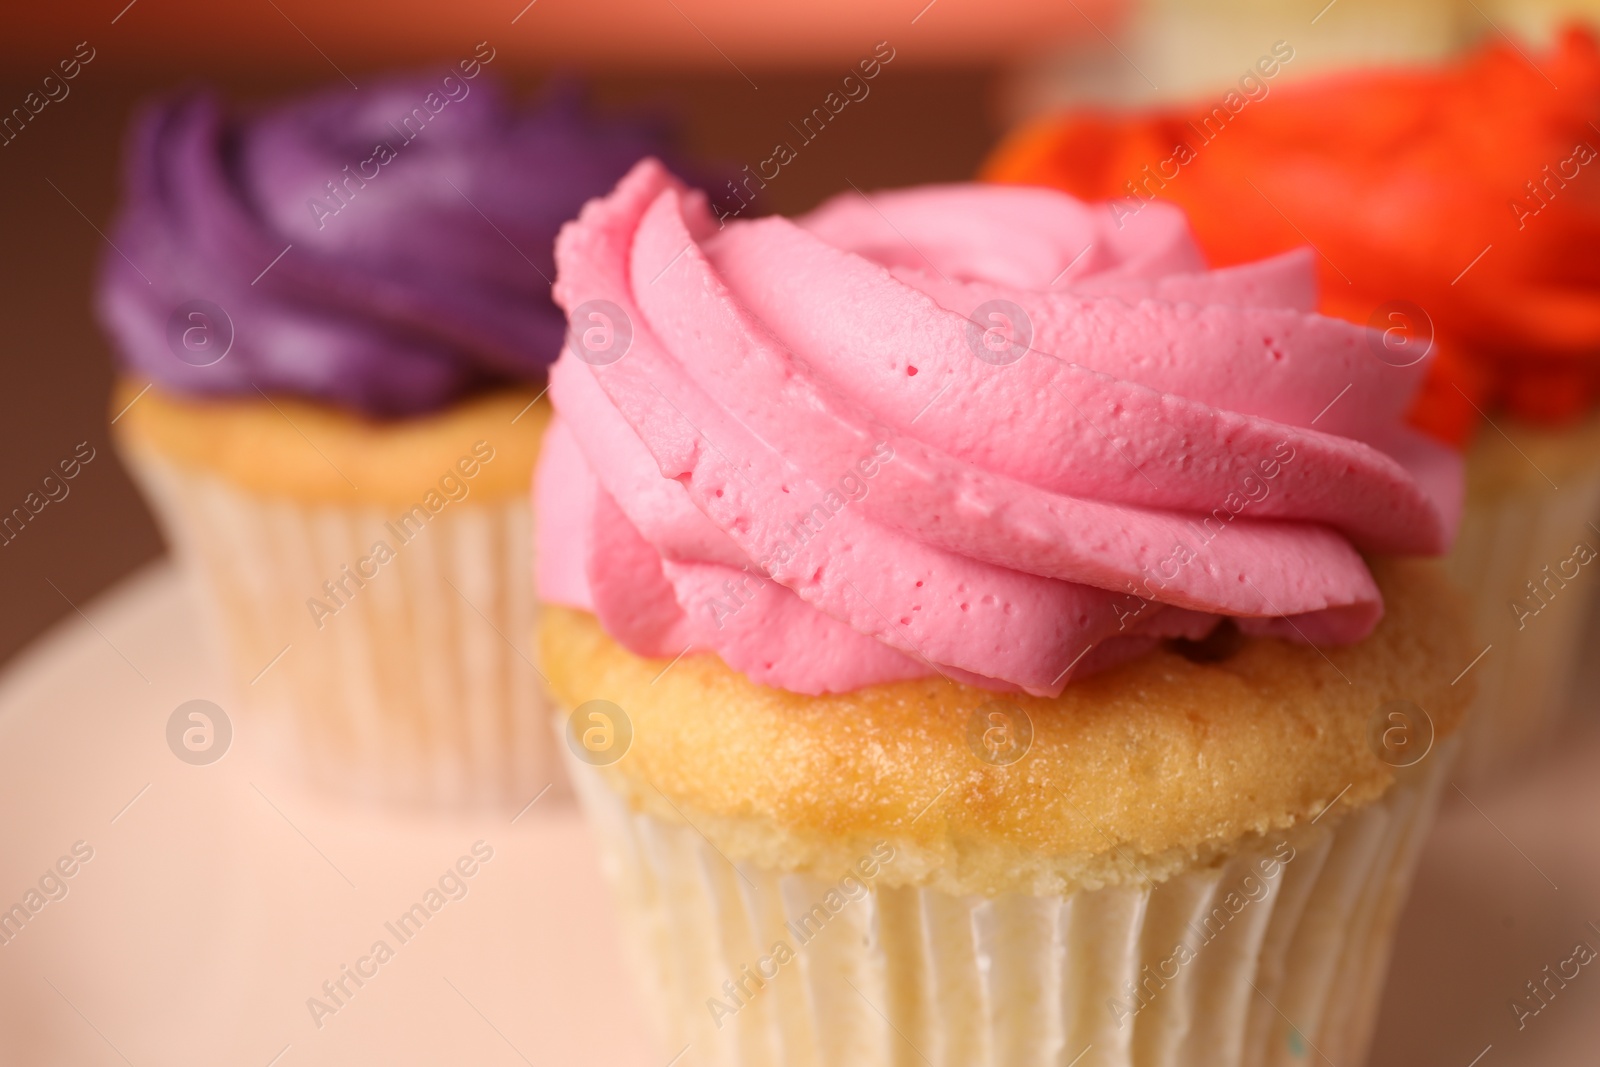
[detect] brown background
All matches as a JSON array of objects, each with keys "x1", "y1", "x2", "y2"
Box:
[{"x1": 0, "y1": 44, "x2": 1007, "y2": 668}]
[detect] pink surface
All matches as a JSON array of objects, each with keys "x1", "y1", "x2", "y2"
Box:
[
  {"x1": 0, "y1": 564, "x2": 1597, "y2": 1064},
  {"x1": 0, "y1": 564, "x2": 649, "y2": 1066},
  {"x1": 538, "y1": 161, "x2": 1461, "y2": 696}
]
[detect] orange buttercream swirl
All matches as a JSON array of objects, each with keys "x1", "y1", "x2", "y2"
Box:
[{"x1": 984, "y1": 27, "x2": 1600, "y2": 445}]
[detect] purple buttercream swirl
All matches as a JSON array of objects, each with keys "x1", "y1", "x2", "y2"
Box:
[{"x1": 97, "y1": 73, "x2": 685, "y2": 416}]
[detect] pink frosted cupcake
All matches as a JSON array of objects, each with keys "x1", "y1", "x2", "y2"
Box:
[{"x1": 536, "y1": 162, "x2": 1472, "y2": 1066}]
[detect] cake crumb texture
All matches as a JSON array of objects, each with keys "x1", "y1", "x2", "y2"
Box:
[
  {"x1": 112, "y1": 380, "x2": 548, "y2": 505},
  {"x1": 540, "y1": 558, "x2": 1472, "y2": 894}
]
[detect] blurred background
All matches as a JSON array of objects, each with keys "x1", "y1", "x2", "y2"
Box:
[
  {"x1": 0, "y1": 0, "x2": 1100, "y2": 665},
  {"x1": 0, "y1": 0, "x2": 1578, "y2": 663}
]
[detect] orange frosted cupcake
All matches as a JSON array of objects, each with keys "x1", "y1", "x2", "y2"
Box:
[{"x1": 985, "y1": 27, "x2": 1600, "y2": 782}]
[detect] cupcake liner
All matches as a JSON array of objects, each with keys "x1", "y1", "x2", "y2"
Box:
[
  {"x1": 567, "y1": 736, "x2": 1456, "y2": 1067},
  {"x1": 125, "y1": 443, "x2": 557, "y2": 809},
  {"x1": 1446, "y1": 454, "x2": 1600, "y2": 784}
]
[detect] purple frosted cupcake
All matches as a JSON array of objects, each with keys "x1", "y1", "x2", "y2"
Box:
[{"x1": 99, "y1": 69, "x2": 685, "y2": 809}]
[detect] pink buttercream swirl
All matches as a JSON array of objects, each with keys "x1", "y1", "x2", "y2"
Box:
[{"x1": 536, "y1": 160, "x2": 1463, "y2": 696}]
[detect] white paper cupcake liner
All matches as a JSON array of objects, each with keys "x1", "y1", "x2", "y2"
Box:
[
  {"x1": 567, "y1": 738, "x2": 1456, "y2": 1067},
  {"x1": 1446, "y1": 463, "x2": 1600, "y2": 784},
  {"x1": 125, "y1": 445, "x2": 556, "y2": 810}
]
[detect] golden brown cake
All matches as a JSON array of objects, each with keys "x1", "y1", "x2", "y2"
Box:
[{"x1": 542, "y1": 558, "x2": 1470, "y2": 893}]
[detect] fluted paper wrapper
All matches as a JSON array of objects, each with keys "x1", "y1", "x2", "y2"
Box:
[
  {"x1": 1446, "y1": 459, "x2": 1600, "y2": 785},
  {"x1": 125, "y1": 445, "x2": 556, "y2": 809},
  {"x1": 568, "y1": 740, "x2": 1455, "y2": 1067}
]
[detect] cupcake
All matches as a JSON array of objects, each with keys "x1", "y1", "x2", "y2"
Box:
[
  {"x1": 99, "y1": 73, "x2": 685, "y2": 808},
  {"x1": 984, "y1": 27, "x2": 1600, "y2": 783},
  {"x1": 535, "y1": 162, "x2": 1471, "y2": 1065}
]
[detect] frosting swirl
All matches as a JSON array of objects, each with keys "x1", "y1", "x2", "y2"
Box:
[
  {"x1": 537, "y1": 161, "x2": 1462, "y2": 696},
  {"x1": 98, "y1": 75, "x2": 684, "y2": 416}
]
